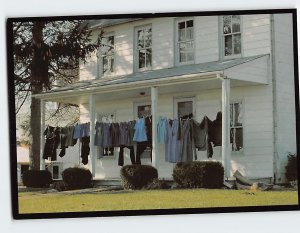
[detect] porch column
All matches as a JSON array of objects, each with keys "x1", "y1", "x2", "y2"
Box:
[
  {"x1": 221, "y1": 77, "x2": 231, "y2": 178},
  {"x1": 89, "y1": 94, "x2": 96, "y2": 177},
  {"x1": 40, "y1": 100, "x2": 45, "y2": 170},
  {"x1": 151, "y1": 86, "x2": 158, "y2": 169}
]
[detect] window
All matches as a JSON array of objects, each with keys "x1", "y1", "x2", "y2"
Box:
[
  {"x1": 100, "y1": 33, "x2": 114, "y2": 76},
  {"x1": 135, "y1": 25, "x2": 152, "y2": 70},
  {"x1": 176, "y1": 19, "x2": 194, "y2": 64},
  {"x1": 137, "y1": 104, "x2": 151, "y2": 118},
  {"x1": 222, "y1": 15, "x2": 242, "y2": 57},
  {"x1": 230, "y1": 101, "x2": 243, "y2": 151},
  {"x1": 174, "y1": 97, "x2": 195, "y2": 119}
]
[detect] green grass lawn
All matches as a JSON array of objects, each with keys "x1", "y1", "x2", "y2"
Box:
[{"x1": 18, "y1": 189, "x2": 298, "y2": 214}]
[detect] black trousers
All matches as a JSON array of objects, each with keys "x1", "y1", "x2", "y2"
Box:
[
  {"x1": 118, "y1": 145, "x2": 135, "y2": 166},
  {"x1": 135, "y1": 142, "x2": 152, "y2": 165}
]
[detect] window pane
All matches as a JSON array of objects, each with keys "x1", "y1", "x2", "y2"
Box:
[
  {"x1": 224, "y1": 35, "x2": 232, "y2": 56},
  {"x1": 232, "y1": 15, "x2": 241, "y2": 33},
  {"x1": 186, "y1": 20, "x2": 193, "y2": 28},
  {"x1": 103, "y1": 57, "x2": 108, "y2": 74},
  {"x1": 179, "y1": 52, "x2": 186, "y2": 63},
  {"x1": 146, "y1": 49, "x2": 152, "y2": 67},
  {"x1": 138, "y1": 29, "x2": 145, "y2": 48},
  {"x1": 138, "y1": 50, "x2": 146, "y2": 69},
  {"x1": 110, "y1": 58, "x2": 114, "y2": 72},
  {"x1": 178, "y1": 101, "x2": 193, "y2": 119},
  {"x1": 145, "y1": 28, "x2": 152, "y2": 47},
  {"x1": 223, "y1": 16, "x2": 232, "y2": 34},
  {"x1": 234, "y1": 102, "x2": 242, "y2": 126},
  {"x1": 138, "y1": 105, "x2": 151, "y2": 117},
  {"x1": 186, "y1": 26, "x2": 193, "y2": 40},
  {"x1": 231, "y1": 128, "x2": 243, "y2": 151},
  {"x1": 233, "y1": 34, "x2": 241, "y2": 54}
]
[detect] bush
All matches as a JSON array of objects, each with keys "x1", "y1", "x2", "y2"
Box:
[
  {"x1": 144, "y1": 178, "x2": 170, "y2": 190},
  {"x1": 62, "y1": 167, "x2": 93, "y2": 190},
  {"x1": 120, "y1": 165, "x2": 158, "y2": 190},
  {"x1": 22, "y1": 170, "x2": 53, "y2": 188},
  {"x1": 285, "y1": 153, "x2": 298, "y2": 182},
  {"x1": 173, "y1": 161, "x2": 224, "y2": 189},
  {"x1": 52, "y1": 180, "x2": 67, "y2": 192}
]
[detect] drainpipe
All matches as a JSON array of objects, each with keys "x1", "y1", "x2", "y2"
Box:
[{"x1": 270, "y1": 14, "x2": 279, "y2": 183}]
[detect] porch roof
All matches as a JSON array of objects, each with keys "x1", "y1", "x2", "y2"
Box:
[{"x1": 33, "y1": 54, "x2": 269, "y2": 103}]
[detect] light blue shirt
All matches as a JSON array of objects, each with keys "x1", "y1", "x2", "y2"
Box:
[{"x1": 133, "y1": 118, "x2": 148, "y2": 142}]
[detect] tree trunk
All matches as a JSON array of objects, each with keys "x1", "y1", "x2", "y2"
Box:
[{"x1": 29, "y1": 21, "x2": 47, "y2": 170}]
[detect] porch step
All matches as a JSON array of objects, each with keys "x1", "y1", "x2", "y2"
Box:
[{"x1": 93, "y1": 179, "x2": 122, "y2": 187}]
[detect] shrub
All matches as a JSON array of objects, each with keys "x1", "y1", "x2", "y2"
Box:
[
  {"x1": 52, "y1": 180, "x2": 67, "y2": 192},
  {"x1": 144, "y1": 178, "x2": 170, "y2": 190},
  {"x1": 120, "y1": 165, "x2": 158, "y2": 190},
  {"x1": 173, "y1": 161, "x2": 224, "y2": 189},
  {"x1": 22, "y1": 170, "x2": 53, "y2": 188},
  {"x1": 285, "y1": 153, "x2": 298, "y2": 182},
  {"x1": 62, "y1": 167, "x2": 93, "y2": 190}
]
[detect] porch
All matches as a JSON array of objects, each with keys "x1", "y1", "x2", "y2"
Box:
[{"x1": 33, "y1": 54, "x2": 271, "y2": 179}]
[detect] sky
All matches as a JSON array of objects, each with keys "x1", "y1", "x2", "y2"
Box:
[{"x1": 1, "y1": 0, "x2": 300, "y2": 233}]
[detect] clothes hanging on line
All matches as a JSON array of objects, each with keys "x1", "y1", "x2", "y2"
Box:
[
  {"x1": 133, "y1": 117, "x2": 148, "y2": 142},
  {"x1": 43, "y1": 126, "x2": 60, "y2": 161},
  {"x1": 157, "y1": 116, "x2": 168, "y2": 144},
  {"x1": 165, "y1": 119, "x2": 182, "y2": 163},
  {"x1": 192, "y1": 116, "x2": 213, "y2": 158}
]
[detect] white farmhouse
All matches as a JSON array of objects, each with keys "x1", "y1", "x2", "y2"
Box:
[{"x1": 34, "y1": 12, "x2": 298, "y2": 183}]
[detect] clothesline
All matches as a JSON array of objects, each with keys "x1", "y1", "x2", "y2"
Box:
[{"x1": 43, "y1": 112, "x2": 240, "y2": 167}]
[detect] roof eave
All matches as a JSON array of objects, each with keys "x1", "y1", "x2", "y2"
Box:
[{"x1": 32, "y1": 71, "x2": 223, "y2": 101}]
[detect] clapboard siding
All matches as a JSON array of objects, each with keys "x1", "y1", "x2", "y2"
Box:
[
  {"x1": 194, "y1": 16, "x2": 219, "y2": 63},
  {"x1": 79, "y1": 15, "x2": 273, "y2": 81},
  {"x1": 273, "y1": 14, "x2": 297, "y2": 181},
  {"x1": 243, "y1": 14, "x2": 271, "y2": 57}
]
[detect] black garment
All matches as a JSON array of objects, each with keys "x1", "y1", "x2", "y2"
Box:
[
  {"x1": 136, "y1": 142, "x2": 152, "y2": 164},
  {"x1": 118, "y1": 145, "x2": 135, "y2": 166},
  {"x1": 81, "y1": 136, "x2": 90, "y2": 165},
  {"x1": 193, "y1": 117, "x2": 213, "y2": 158},
  {"x1": 58, "y1": 127, "x2": 68, "y2": 158},
  {"x1": 135, "y1": 116, "x2": 153, "y2": 164},
  {"x1": 110, "y1": 123, "x2": 120, "y2": 147},
  {"x1": 43, "y1": 126, "x2": 60, "y2": 161},
  {"x1": 209, "y1": 111, "x2": 222, "y2": 147}
]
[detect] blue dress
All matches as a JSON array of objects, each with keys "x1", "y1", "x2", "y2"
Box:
[
  {"x1": 157, "y1": 116, "x2": 168, "y2": 143},
  {"x1": 133, "y1": 118, "x2": 147, "y2": 142}
]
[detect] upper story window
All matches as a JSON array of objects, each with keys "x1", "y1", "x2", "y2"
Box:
[
  {"x1": 99, "y1": 33, "x2": 114, "y2": 76},
  {"x1": 176, "y1": 19, "x2": 194, "y2": 65},
  {"x1": 135, "y1": 25, "x2": 152, "y2": 71},
  {"x1": 230, "y1": 101, "x2": 243, "y2": 152},
  {"x1": 222, "y1": 15, "x2": 242, "y2": 57}
]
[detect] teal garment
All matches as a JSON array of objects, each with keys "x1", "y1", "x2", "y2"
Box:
[
  {"x1": 165, "y1": 119, "x2": 182, "y2": 163},
  {"x1": 133, "y1": 118, "x2": 147, "y2": 142},
  {"x1": 157, "y1": 116, "x2": 168, "y2": 143}
]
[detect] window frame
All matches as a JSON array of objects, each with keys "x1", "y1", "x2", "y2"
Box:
[
  {"x1": 230, "y1": 100, "x2": 244, "y2": 153},
  {"x1": 134, "y1": 24, "x2": 152, "y2": 72},
  {"x1": 220, "y1": 15, "x2": 243, "y2": 59},
  {"x1": 98, "y1": 32, "x2": 115, "y2": 78},
  {"x1": 173, "y1": 96, "x2": 196, "y2": 119},
  {"x1": 175, "y1": 18, "x2": 195, "y2": 66}
]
